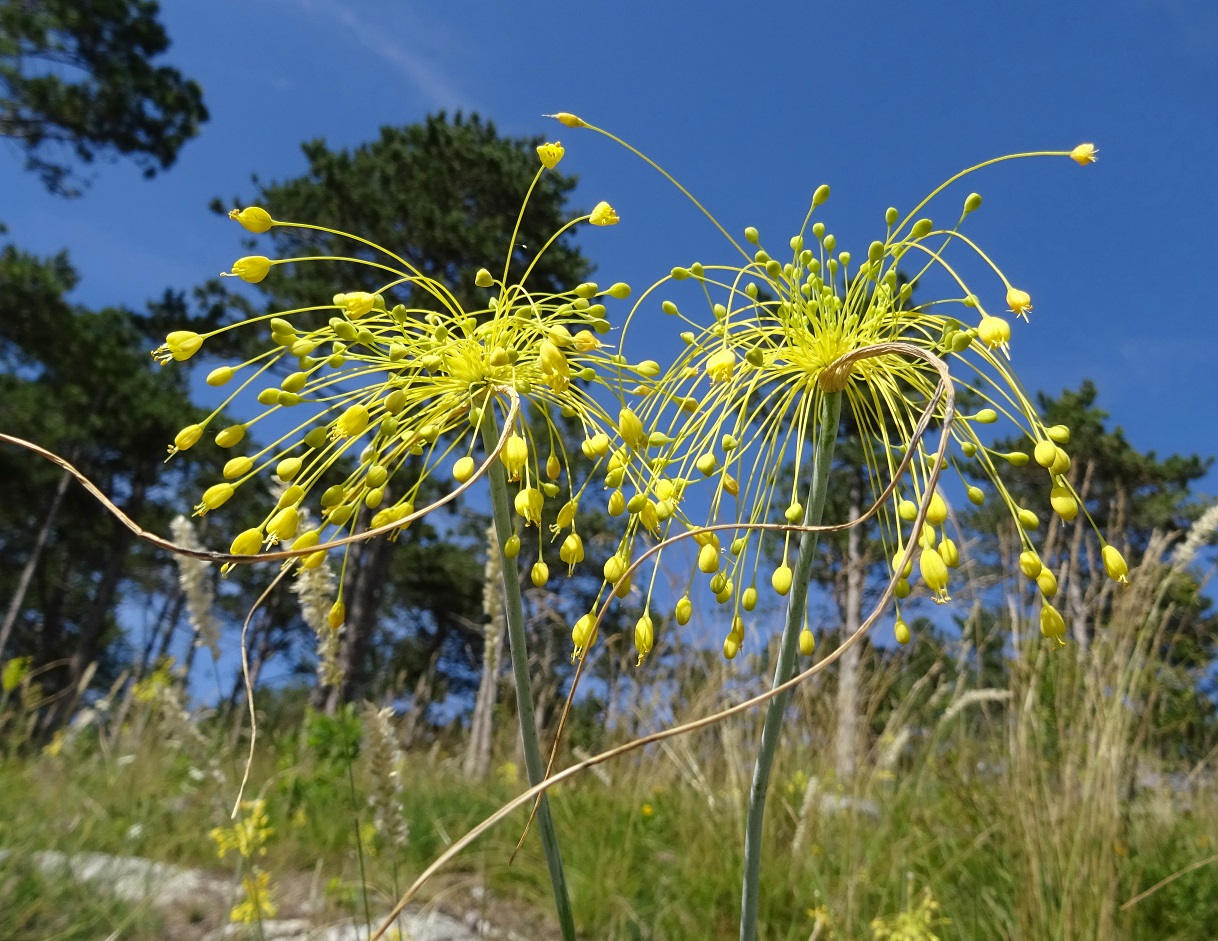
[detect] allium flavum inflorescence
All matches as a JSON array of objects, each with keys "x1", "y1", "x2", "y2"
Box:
[
  {"x1": 556, "y1": 115, "x2": 1122, "y2": 661},
  {"x1": 155, "y1": 143, "x2": 640, "y2": 600}
]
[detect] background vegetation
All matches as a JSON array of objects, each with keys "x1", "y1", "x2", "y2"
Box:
[{"x1": 2, "y1": 3, "x2": 1217, "y2": 939}]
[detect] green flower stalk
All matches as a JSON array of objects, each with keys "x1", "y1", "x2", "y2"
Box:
[
  {"x1": 153, "y1": 140, "x2": 643, "y2": 941},
  {"x1": 553, "y1": 113, "x2": 1121, "y2": 941}
]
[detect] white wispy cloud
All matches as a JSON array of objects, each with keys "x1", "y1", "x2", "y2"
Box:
[{"x1": 282, "y1": 0, "x2": 472, "y2": 112}]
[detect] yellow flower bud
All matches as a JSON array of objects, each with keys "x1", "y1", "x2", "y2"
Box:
[
  {"x1": 894, "y1": 618, "x2": 911, "y2": 645},
  {"x1": 589, "y1": 201, "x2": 619, "y2": 226},
  {"x1": 895, "y1": 578, "x2": 911, "y2": 599},
  {"x1": 206, "y1": 366, "x2": 234, "y2": 386},
  {"x1": 174, "y1": 424, "x2": 203, "y2": 452},
  {"x1": 1006, "y1": 287, "x2": 1032, "y2": 319},
  {"x1": 585, "y1": 433, "x2": 610, "y2": 458},
  {"x1": 1017, "y1": 508, "x2": 1040, "y2": 531},
  {"x1": 698, "y1": 543, "x2": 720, "y2": 574},
  {"x1": 277, "y1": 484, "x2": 303, "y2": 508},
  {"x1": 336, "y1": 404, "x2": 370, "y2": 439},
  {"x1": 676, "y1": 596, "x2": 693, "y2": 625},
  {"x1": 275, "y1": 456, "x2": 302, "y2": 482},
  {"x1": 975, "y1": 409, "x2": 998, "y2": 424},
  {"x1": 328, "y1": 600, "x2": 346, "y2": 629},
  {"x1": 1037, "y1": 568, "x2": 1058, "y2": 597},
  {"x1": 977, "y1": 315, "x2": 1011, "y2": 350},
  {"x1": 723, "y1": 637, "x2": 740, "y2": 660},
  {"x1": 501, "y1": 434, "x2": 528, "y2": 479},
  {"x1": 503, "y1": 534, "x2": 521, "y2": 560},
  {"x1": 516, "y1": 487, "x2": 543, "y2": 525},
  {"x1": 364, "y1": 488, "x2": 383, "y2": 509},
  {"x1": 292, "y1": 529, "x2": 319, "y2": 551},
  {"x1": 572, "y1": 613, "x2": 597, "y2": 652},
  {"x1": 1047, "y1": 424, "x2": 1071, "y2": 444},
  {"x1": 938, "y1": 537, "x2": 959, "y2": 568},
  {"x1": 224, "y1": 456, "x2": 253, "y2": 479},
  {"x1": 199, "y1": 483, "x2": 234, "y2": 512},
  {"x1": 474, "y1": 268, "x2": 494, "y2": 288},
  {"x1": 531, "y1": 561, "x2": 549, "y2": 587},
  {"x1": 1034, "y1": 440, "x2": 1058, "y2": 468},
  {"x1": 1050, "y1": 448, "x2": 1072, "y2": 476},
  {"x1": 228, "y1": 206, "x2": 274, "y2": 233},
  {"x1": 549, "y1": 112, "x2": 586, "y2": 128},
  {"x1": 338, "y1": 292, "x2": 377, "y2": 319},
  {"x1": 230, "y1": 528, "x2": 263, "y2": 556},
  {"x1": 559, "y1": 532, "x2": 584, "y2": 571},
  {"x1": 799, "y1": 629, "x2": 815, "y2": 656},
  {"x1": 573, "y1": 330, "x2": 600, "y2": 352},
  {"x1": 365, "y1": 464, "x2": 388, "y2": 488},
  {"x1": 215, "y1": 424, "x2": 245, "y2": 449},
  {"x1": 926, "y1": 491, "x2": 948, "y2": 526},
  {"x1": 537, "y1": 141, "x2": 565, "y2": 168},
  {"x1": 162, "y1": 330, "x2": 203, "y2": 362},
  {"x1": 548, "y1": 501, "x2": 574, "y2": 531},
  {"x1": 892, "y1": 549, "x2": 913, "y2": 579},
  {"x1": 546, "y1": 453, "x2": 561, "y2": 480},
  {"x1": 967, "y1": 486, "x2": 986, "y2": 506},
  {"x1": 919, "y1": 547, "x2": 950, "y2": 603},
  {"x1": 772, "y1": 564, "x2": 793, "y2": 596},
  {"x1": 601, "y1": 554, "x2": 625, "y2": 585},
  {"x1": 1040, "y1": 602, "x2": 1066, "y2": 638},
  {"x1": 607, "y1": 490, "x2": 626, "y2": 516},
  {"x1": 634, "y1": 614, "x2": 654, "y2": 664},
  {"x1": 618, "y1": 407, "x2": 646, "y2": 450},
  {"x1": 1102, "y1": 545, "x2": 1128, "y2": 584},
  {"x1": 538, "y1": 339, "x2": 570, "y2": 389},
  {"x1": 706, "y1": 349, "x2": 735, "y2": 382},
  {"x1": 452, "y1": 455, "x2": 476, "y2": 483},
  {"x1": 1050, "y1": 485, "x2": 1079, "y2": 521},
  {"x1": 785, "y1": 502, "x2": 804, "y2": 523},
  {"x1": 231, "y1": 256, "x2": 271, "y2": 283},
  {"x1": 1070, "y1": 143, "x2": 1097, "y2": 166},
  {"x1": 742, "y1": 586, "x2": 758, "y2": 611},
  {"x1": 1019, "y1": 550, "x2": 1042, "y2": 579},
  {"x1": 268, "y1": 506, "x2": 299, "y2": 542},
  {"x1": 898, "y1": 499, "x2": 918, "y2": 522}
]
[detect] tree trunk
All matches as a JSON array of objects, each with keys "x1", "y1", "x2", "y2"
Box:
[
  {"x1": 465, "y1": 525, "x2": 505, "y2": 779},
  {"x1": 834, "y1": 472, "x2": 864, "y2": 784},
  {"x1": 48, "y1": 476, "x2": 144, "y2": 729},
  {"x1": 324, "y1": 534, "x2": 394, "y2": 713},
  {"x1": 0, "y1": 466, "x2": 71, "y2": 661}
]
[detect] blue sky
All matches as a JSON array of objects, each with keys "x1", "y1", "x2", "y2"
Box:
[{"x1": 4, "y1": 0, "x2": 1217, "y2": 495}]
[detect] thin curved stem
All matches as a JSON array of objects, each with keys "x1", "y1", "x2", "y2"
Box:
[
  {"x1": 740, "y1": 390, "x2": 842, "y2": 941},
  {"x1": 478, "y1": 409, "x2": 577, "y2": 941}
]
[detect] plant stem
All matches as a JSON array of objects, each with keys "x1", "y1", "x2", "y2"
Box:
[
  {"x1": 479, "y1": 410, "x2": 578, "y2": 941},
  {"x1": 740, "y1": 391, "x2": 842, "y2": 941}
]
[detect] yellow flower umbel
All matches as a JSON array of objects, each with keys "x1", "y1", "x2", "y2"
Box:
[
  {"x1": 158, "y1": 144, "x2": 638, "y2": 588},
  {"x1": 562, "y1": 114, "x2": 1114, "y2": 659},
  {"x1": 210, "y1": 798, "x2": 277, "y2": 924}
]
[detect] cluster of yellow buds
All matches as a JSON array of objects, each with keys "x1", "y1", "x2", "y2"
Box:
[
  {"x1": 156, "y1": 143, "x2": 645, "y2": 601},
  {"x1": 158, "y1": 119, "x2": 1120, "y2": 669},
  {"x1": 552, "y1": 114, "x2": 1121, "y2": 662}
]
